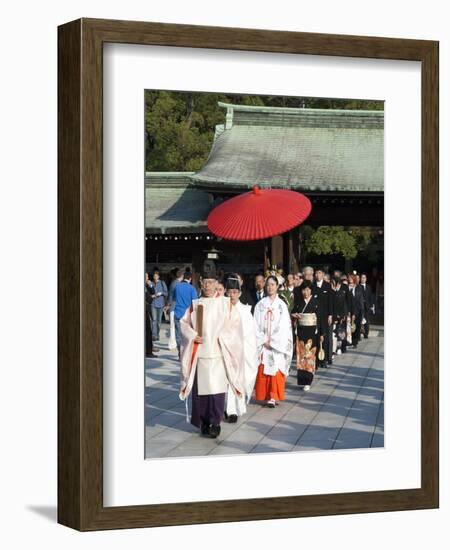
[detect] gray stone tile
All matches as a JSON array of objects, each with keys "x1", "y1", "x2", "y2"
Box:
[
  {"x1": 295, "y1": 425, "x2": 341, "y2": 450},
  {"x1": 145, "y1": 332, "x2": 385, "y2": 458},
  {"x1": 333, "y1": 432, "x2": 374, "y2": 450},
  {"x1": 371, "y1": 432, "x2": 385, "y2": 447}
]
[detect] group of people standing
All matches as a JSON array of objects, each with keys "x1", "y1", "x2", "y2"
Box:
[
  {"x1": 289, "y1": 267, "x2": 375, "y2": 390},
  {"x1": 168, "y1": 265, "x2": 376, "y2": 439}
]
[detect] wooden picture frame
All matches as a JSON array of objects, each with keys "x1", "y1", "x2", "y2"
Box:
[{"x1": 58, "y1": 18, "x2": 439, "y2": 531}]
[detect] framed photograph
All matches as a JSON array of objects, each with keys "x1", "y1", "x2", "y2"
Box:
[{"x1": 58, "y1": 18, "x2": 439, "y2": 531}]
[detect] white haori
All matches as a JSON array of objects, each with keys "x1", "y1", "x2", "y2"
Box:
[
  {"x1": 226, "y1": 301, "x2": 259, "y2": 416},
  {"x1": 236, "y1": 301, "x2": 259, "y2": 398},
  {"x1": 197, "y1": 356, "x2": 228, "y2": 395},
  {"x1": 226, "y1": 385, "x2": 246, "y2": 416},
  {"x1": 253, "y1": 296, "x2": 293, "y2": 377},
  {"x1": 179, "y1": 295, "x2": 245, "y2": 403},
  {"x1": 196, "y1": 296, "x2": 224, "y2": 359}
]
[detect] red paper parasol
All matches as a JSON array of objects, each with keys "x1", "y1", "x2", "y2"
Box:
[{"x1": 207, "y1": 186, "x2": 312, "y2": 241}]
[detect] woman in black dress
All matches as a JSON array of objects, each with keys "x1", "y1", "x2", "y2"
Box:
[{"x1": 291, "y1": 280, "x2": 324, "y2": 391}]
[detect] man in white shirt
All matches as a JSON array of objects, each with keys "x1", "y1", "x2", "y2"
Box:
[{"x1": 286, "y1": 273, "x2": 295, "y2": 293}]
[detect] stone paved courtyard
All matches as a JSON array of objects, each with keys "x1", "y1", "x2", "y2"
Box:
[{"x1": 145, "y1": 327, "x2": 384, "y2": 459}]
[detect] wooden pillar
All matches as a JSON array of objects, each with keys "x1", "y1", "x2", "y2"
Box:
[
  {"x1": 287, "y1": 232, "x2": 293, "y2": 274},
  {"x1": 271, "y1": 235, "x2": 283, "y2": 269},
  {"x1": 289, "y1": 229, "x2": 300, "y2": 274},
  {"x1": 283, "y1": 233, "x2": 290, "y2": 275},
  {"x1": 263, "y1": 240, "x2": 270, "y2": 272},
  {"x1": 297, "y1": 228, "x2": 302, "y2": 272}
]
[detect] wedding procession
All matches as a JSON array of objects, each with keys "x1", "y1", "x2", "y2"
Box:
[
  {"x1": 144, "y1": 91, "x2": 384, "y2": 458},
  {"x1": 145, "y1": 265, "x2": 384, "y2": 457}
]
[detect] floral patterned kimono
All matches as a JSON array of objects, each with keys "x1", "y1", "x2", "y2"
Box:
[{"x1": 292, "y1": 296, "x2": 324, "y2": 386}]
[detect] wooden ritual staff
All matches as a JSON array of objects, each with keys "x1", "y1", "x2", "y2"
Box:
[{"x1": 196, "y1": 304, "x2": 204, "y2": 339}]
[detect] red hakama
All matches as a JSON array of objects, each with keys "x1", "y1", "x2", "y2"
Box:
[{"x1": 254, "y1": 364, "x2": 286, "y2": 401}]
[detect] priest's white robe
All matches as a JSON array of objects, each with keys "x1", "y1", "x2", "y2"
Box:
[
  {"x1": 179, "y1": 296, "x2": 245, "y2": 405},
  {"x1": 226, "y1": 301, "x2": 259, "y2": 416}
]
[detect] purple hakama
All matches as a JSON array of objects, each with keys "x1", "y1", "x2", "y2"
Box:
[{"x1": 190, "y1": 371, "x2": 226, "y2": 428}]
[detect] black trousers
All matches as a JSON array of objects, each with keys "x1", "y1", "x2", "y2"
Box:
[
  {"x1": 363, "y1": 321, "x2": 370, "y2": 338},
  {"x1": 354, "y1": 312, "x2": 363, "y2": 344},
  {"x1": 363, "y1": 307, "x2": 370, "y2": 337},
  {"x1": 145, "y1": 311, "x2": 153, "y2": 356},
  {"x1": 292, "y1": 325, "x2": 297, "y2": 357},
  {"x1": 326, "y1": 323, "x2": 333, "y2": 364}
]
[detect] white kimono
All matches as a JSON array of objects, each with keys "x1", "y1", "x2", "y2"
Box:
[
  {"x1": 179, "y1": 296, "x2": 245, "y2": 403},
  {"x1": 226, "y1": 301, "x2": 259, "y2": 416},
  {"x1": 253, "y1": 296, "x2": 293, "y2": 377}
]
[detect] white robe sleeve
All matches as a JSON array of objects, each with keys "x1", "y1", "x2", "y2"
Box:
[
  {"x1": 253, "y1": 301, "x2": 266, "y2": 349},
  {"x1": 268, "y1": 300, "x2": 294, "y2": 376},
  {"x1": 179, "y1": 304, "x2": 198, "y2": 399},
  {"x1": 270, "y1": 301, "x2": 293, "y2": 355},
  {"x1": 242, "y1": 308, "x2": 260, "y2": 401},
  {"x1": 218, "y1": 302, "x2": 245, "y2": 397}
]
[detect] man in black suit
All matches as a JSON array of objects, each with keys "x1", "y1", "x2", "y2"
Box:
[
  {"x1": 313, "y1": 268, "x2": 333, "y2": 366},
  {"x1": 349, "y1": 274, "x2": 365, "y2": 348},
  {"x1": 250, "y1": 273, "x2": 266, "y2": 313},
  {"x1": 145, "y1": 272, "x2": 158, "y2": 358},
  {"x1": 360, "y1": 273, "x2": 375, "y2": 338}
]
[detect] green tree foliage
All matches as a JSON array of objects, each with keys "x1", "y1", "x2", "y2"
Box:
[
  {"x1": 303, "y1": 226, "x2": 376, "y2": 260},
  {"x1": 145, "y1": 91, "x2": 383, "y2": 171},
  {"x1": 297, "y1": 97, "x2": 384, "y2": 111}
]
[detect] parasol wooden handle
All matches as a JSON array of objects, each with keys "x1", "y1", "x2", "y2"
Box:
[{"x1": 196, "y1": 304, "x2": 204, "y2": 338}]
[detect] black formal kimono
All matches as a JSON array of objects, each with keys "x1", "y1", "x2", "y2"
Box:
[
  {"x1": 313, "y1": 280, "x2": 333, "y2": 366},
  {"x1": 331, "y1": 284, "x2": 352, "y2": 354},
  {"x1": 291, "y1": 296, "x2": 324, "y2": 386}
]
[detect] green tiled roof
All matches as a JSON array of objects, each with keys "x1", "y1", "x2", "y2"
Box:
[
  {"x1": 145, "y1": 173, "x2": 212, "y2": 233},
  {"x1": 190, "y1": 103, "x2": 384, "y2": 192},
  {"x1": 144, "y1": 171, "x2": 195, "y2": 188}
]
